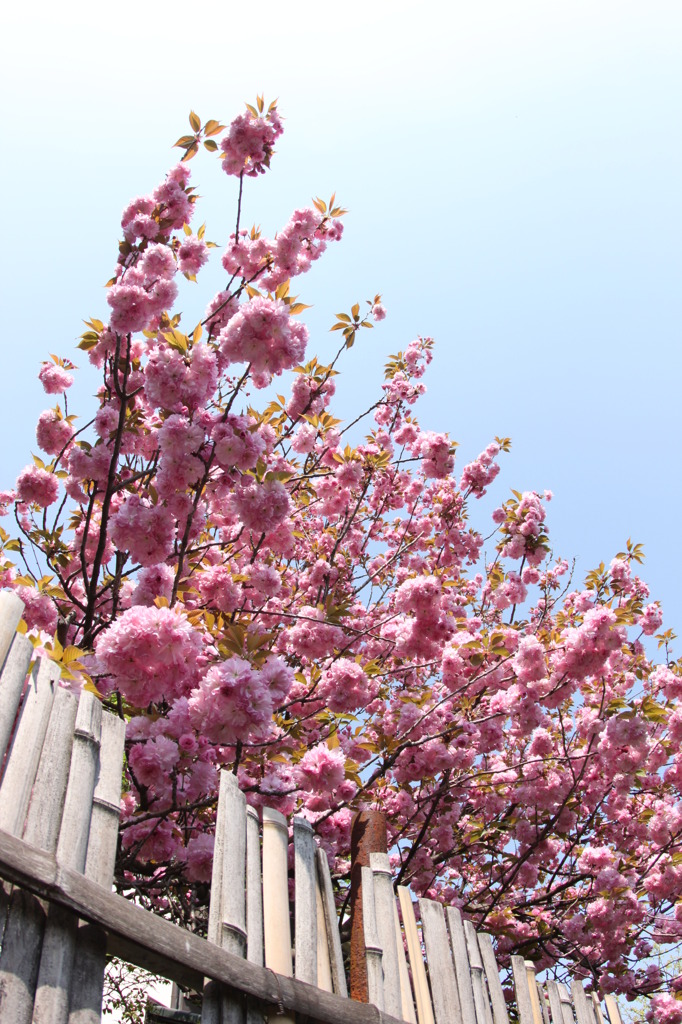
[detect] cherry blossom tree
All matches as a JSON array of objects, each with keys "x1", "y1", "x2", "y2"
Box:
[{"x1": 2, "y1": 97, "x2": 682, "y2": 1017}]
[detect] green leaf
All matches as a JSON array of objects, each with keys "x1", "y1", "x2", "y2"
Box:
[{"x1": 189, "y1": 111, "x2": 201, "y2": 132}]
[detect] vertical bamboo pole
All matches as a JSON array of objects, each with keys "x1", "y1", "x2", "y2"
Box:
[
  {"x1": 293, "y1": 816, "x2": 317, "y2": 987},
  {"x1": 0, "y1": 687, "x2": 78, "y2": 1024},
  {"x1": 317, "y1": 847, "x2": 348, "y2": 998},
  {"x1": 419, "y1": 898, "x2": 462, "y2": 1024},
  {"x1": 245, "y1": 805, "x2": 265, "y2": 1024},
  {"x1": 68, "y1": 710, "x2": 126, "y2": 1024},
  {"x1": 262, "y1": 807, "x2": 294, "y2": 1024},
  {"x1": 0, "y1": 632, "x2": 32, "y2": 767},
  {"x1": 398, "y1": 887, "x2": 434, "y2": 1024},
  {"x1": 0, "y1": 590, "x2": 25, "y2": 670},
  {"x1": 32, "y1": 690, "x2": 102, "y2": 1023}
]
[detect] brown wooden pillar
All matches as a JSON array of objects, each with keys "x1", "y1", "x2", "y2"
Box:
[{"x1": 349, "y1": 810, "x2": 387, "y2": 1002}]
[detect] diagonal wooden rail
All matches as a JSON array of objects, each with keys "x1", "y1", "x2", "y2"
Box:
[{"x1": 0, "y1": 827, "x2": 405, "y2": 1024}]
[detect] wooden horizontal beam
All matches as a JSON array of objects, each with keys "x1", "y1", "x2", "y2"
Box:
[{"x1": 0, "y1": 828, "x2": 406, "y2": 1024}]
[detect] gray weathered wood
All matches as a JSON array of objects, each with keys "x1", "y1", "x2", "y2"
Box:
[
  {"x1": 476, "y1": 932, "x2": 509, "y2": 1024},
  {"x1": 262, "y1": 807, "x2": 293, "y2": 976},
  {"x1": 464, "y1": 919, "x2": 495, "y2": 1024},
  {"x1": 294, "y1": 815, "x2": 317, "y2": 986},
  {"x1": 447, "y1": 906, "x2": 477, "y2": 1024},
  {"x1": 362, "y1": 865, "x2": 384, "y2": 1012},
  {"x1": 0, "y1": 657, "x2": 59, "y2": 834},
  {"x1": 245, "y1": 805, "x2": 265, "y2": 1024},
  {"x1": 203, "y1": 771, "x2": 230, "y2": 1024},
  {"x1": 0, "y1": 632, "x2": 32, "y2": 765},
  {"x1": 315, "y1": 859, "x2": 334, "y2": 993},
  {"x1": 220, "y1": 773, "x2": 247, "y2": 1024},
  {"x1": 0, "y1": 590, "x2": 25, "y2": 670},
  {"x1": 33, "y1": 690, "x2": 103, "y2": 1024},
  {"x1": 525, "y1": 961, "x2": 544, "y2": 1024},
  {"x1": 591, "y1": 993, "x2": 605, "y2": 1024},
  {"x1": 537, "y1": 983, "x2": 551, "y2": 1024},
  {"x1": 317, "y1": 846, "x2": 348, "y2": 998},
  {"x1": 397, "y1": 887, "x2": 434, "y2": 1024},
  {"x1": 245, "y1": 806, "x2": 263, "y2": 967},
  {"x1": 220, "y1": 773, "x2": 247, "y2": 959},
  {"x1": 556, "y1": 982, "x2": 575, "y2": 1024},
  {"x1": 262, "y1": 806, "x2": 294, "y2": 1024},
  {"x1": 571, "y1": 981, "x2": 594, "y2": 1024},
  {"x1": 0, "y1": 887, "x2": 46, "y2": 1024},
  {"x1": 370, "y1": 852, "x2": 402, "y2": 1020},
  {"x1": 604, "y1": 995, "x2": 622, "y2": 1024},
  {"x1": 419, "y1": 897, "x2": 462, "y2": 1024},
  {"x1": 0, "y1": 826, "x2": 410, "y2": 1024},
  {"x1": 546, "y1": 980, "x2": 566, "y2": 1024},
  {"x1": 393, "y1": 893, "x2": 416, "y2": 1023},
  {"x1": 511, "y1": 955, "x2": 535, "y2": 1024},
  {"x1": 0, "y1": 687, "x2": 77, "y2": 1024},
  {"x1": 69, "y1": 710, "x2": 126, "y2": 1024}
]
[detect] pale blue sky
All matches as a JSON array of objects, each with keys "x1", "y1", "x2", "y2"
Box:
[{"x1": 1, "y1": 0, "x2": 681, "y2": 639}]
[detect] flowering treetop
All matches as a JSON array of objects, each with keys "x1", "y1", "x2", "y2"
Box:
[{"x1": 2, "y1": 98, "x2": 682, "y2": 1020}]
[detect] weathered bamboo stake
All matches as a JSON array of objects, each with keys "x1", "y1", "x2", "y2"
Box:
[
  {"x1": 0, "y1": 590, "x2": 25, "y2": 671},
  {"x1": 0, "y1": 657, "x2": 59, "y2": 833},
  {"x1": 293, "y1": 815, "x2": 317, "y2": 987},
  {"x1": 556, "y1": 982, "x2": 576, "y2": 1024},
  {"x1": 68, "y1": 710, "x2": 126, "y2": 1024},
  {"x1": 397, "y1": 887, "x2": 434, "y2": 1024},
  {"x1": 603, "y1": 995, "x2": 623, "y2": 1024},
  {"x1": 418, "y1": 898, "x2": 462, "y2": 1024},
  {"x1": 0, "y1": 632, "x2": 32, "y2": 767},
  {"x1": 0, "y1": 622, "x2": 32, "y2": 950},
  {"x1": 32, "y1": 690, "x2": 102, "y2": 1024},
  {"x1": 392, "y1": 891, "x2": 416, "y2": 1023},
  {"x1": 511, "y1": 956, "x2": 535, "y2": 1024},
  {"x1": 219, "y1": 773, "x2": 247, "y2": 1024},
  {"x1": 537, "y1": 983, "x2": 551, "y2": 1024},
  {"x1": 317, "y1": 846, "x2": 348, "y2": 998},
  {"x1": 591, "y1": 993, "x2": 606, "y2": 1024},
  {"x1": 447, "y1": 907, "x2": 477, "y2": 1024},
  {"x1": 463, "y1": 919, "x2": 495, "y2": 1024},
  {"x1": 524, "y1": 960, "x2": 545, "y2": 1024},
  {"x1": 203, "y1": 771, "x2": 230, "y2": 1024},
  {"x1": 369, "y1": 852, "x2": 403, "y2": 1021},
  {"x1": 0, "y1": 687, "x2": 78, "y2": 1024},
  {"x1": 245, "y1": 805, "x2": 265, "y2": 1024},
  {"x1": 476, "y1": 932, "x2": 510, "y2": 1024},
  {"x1": 361, "y1": 865, "x2": 384, "y2": 1012},
  {"x1": 262, "y1": 806, "x2": 294, "y2": 1024},
  {"x1": 571, "y1": 980, "x2": 595, "y2": 1024},
  {"x1": 315, "y1": 855, "x2": 334, "y2": 993},
  {"x1": 545, "y1": 980, "x2": 566, "y2": 1024}
]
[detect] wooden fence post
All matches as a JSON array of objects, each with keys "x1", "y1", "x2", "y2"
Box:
[{"x1": 349, "y1": 810, "x2": 386, "y2": 1002}]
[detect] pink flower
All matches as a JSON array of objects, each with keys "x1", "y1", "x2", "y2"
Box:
[
  {"x1": 39, "y1": 363, "x2": 74, "y2": 394},
  {"x1": 319, "y1": 658, "x2": 377, "y2": 713},
  {"x1": 372, "y1": 303, "x2": 386, "y2": 321},
  {"x1": 220, "y1": 106, "x2": 283, "y2": 177},
  {"x1": 294, "y1": 743, "x2": 346, "y2": 793},
  {"x1": 218, "y1": 297, "x2": 308, "y2": 376},
  {"x1": 109, "y1": 495, "x2": 176, "y2": 567},
  {"x1": 184, "y1": 833, "x2": 214, "y2": 882},
  {"x1": 233, "y1": 479, "x2": 291, "y2": 535},
  {"x1": 178, "y1": 236, "x2": 209, "y2": 275},
  {"x1": 639, "y1": 603, "x2": 663, "y2": 636},
  {"x1": 36, "y1": 409, "x2": 73, "y2": 455},
  {"x1": 94, "y1": 605, "x2": 204, "y2": 705},
  {"x1": 16, "y1": 465, "x2": 59, "y2": 507},
  {"x1": 16, "y1": 586, "x2": 58, "y2": 635}
]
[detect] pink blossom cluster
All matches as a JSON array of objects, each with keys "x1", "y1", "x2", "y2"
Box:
[
  {"x1": 218, "y1": 297, "x2": 308, "y2": 377},
  {"x1": 188, "y1": 654, "x2": 292, "y2": 744},
  {"x1": 220, "y1": 105, "x2": 283, "y2": 176},
  {"x1": 16, "y1": 465, "x2": 59, "y2": 507},
  {"x1": 94, "y1": 605, "x2": 204, "y2": 705}
]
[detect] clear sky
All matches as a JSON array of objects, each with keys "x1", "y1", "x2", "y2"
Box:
[{"x1": 1, "y1": 0, "x2": 681, "y2": 640}]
